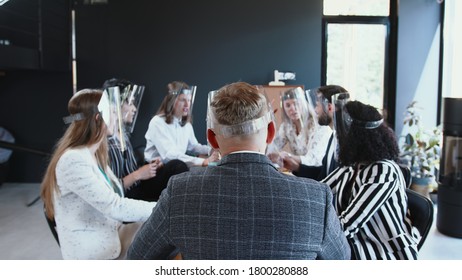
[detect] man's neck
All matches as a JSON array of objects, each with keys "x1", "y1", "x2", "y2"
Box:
[
  {"x1": 229, "y1": 150, "x2": 264, "y2": 155},
  {"x1": 220, "y1": 144, "x2": 266, "y2": 156}
]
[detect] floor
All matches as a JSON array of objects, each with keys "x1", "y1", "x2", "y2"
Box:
[
  {"x1": 0, "y1": 183, "x2": 61, "y2": 260},
  {"x1": 1, "y1": 182, "x2": 462, "y2": 260}
]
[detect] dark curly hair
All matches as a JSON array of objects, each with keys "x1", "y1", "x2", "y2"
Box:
[{"x1": 338, "y1": 100, "x2": 399, "y2": 166}]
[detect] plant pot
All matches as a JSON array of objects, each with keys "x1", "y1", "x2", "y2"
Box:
[{"x1": 410, "y1": 176, "x2": 436, "y2": 199}]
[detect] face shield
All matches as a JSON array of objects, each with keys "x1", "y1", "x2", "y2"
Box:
[
  {"x1": 308, "y1": 88, "x2": 332, "y2": 126},
  {"x1": 305, "y1": 88, "x2": 319, "y2": 109},
  {"x1": 167, "y1": 85, "x2": 197, "y2": 123},
  {"x1": 332, "y1": 92, "x2": 352, "y2": 143},
  {"x1": 304, "y1": 88, "x2": 320, "y2": 129},
  {"x1": 279, "y1": 87, "x2": 309, "y2": 128},
  {"x1": 120, "y1": 84, "x2": 145, "y2": 134},
  {"x1": 332, "y1": 93, "x2": 385, "y2": 144},
  {"x1": 62, "y1": 89, "x2": 125, "y2": 151},
  {"x1": 100, "y1": 87, "x2": 126, "y2": 152},
  {"x1": 206, "y1": 87, "x2": 273, "y2": 138}
]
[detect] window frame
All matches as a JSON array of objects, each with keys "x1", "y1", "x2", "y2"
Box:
[{"x1": 321, "y1": 1, "x2": 398, "y2": 129}]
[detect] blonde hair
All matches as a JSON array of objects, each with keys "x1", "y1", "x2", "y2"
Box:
[
  {"x1": 41, "y1": 89, "x2": 108, "y2": 219},
  {"x1": 211, "y1": 82, "x2": 267, "y2": 126}
]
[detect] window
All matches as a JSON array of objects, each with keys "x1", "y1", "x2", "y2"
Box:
[
  {"x1": 442, "y1": 0, "x2": 462, "y2": 98},
  {"x1": 324, "y1": 0, "x2": 389, "y2": 16},
  {"x1": 326, "y1": 23, "x2": 386, "y2": 108},
  {"x1": 322, "y1": 0, "x2": 396, "y2": 117}
]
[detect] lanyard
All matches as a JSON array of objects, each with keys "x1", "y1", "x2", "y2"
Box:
[{"x1": 98, "y1": 166, "x2": 122, "y2": 197}]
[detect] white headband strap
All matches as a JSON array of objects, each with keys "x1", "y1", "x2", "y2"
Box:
[{"x1": 211, "y1": 112, "x2": 271, "y2": 138}]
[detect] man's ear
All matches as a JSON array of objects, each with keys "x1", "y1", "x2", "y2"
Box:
[
  {"x1": 207, "y1": 129, "x2": 220, "y2": 149},
  {"x1": 327, "y1": 102, "x2": 334, "y2": 113},
  {"x1": 266, "y1": 121, "x2": 276, "y2": 144}
]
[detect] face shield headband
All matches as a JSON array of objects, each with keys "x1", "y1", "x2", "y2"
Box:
[
  {"x1": 63, "y1": 112, "x2": 89, "y2": 124},
  {"x1": 211, "y1": 112, "x2": 272, "y2": 138},
  {"x1": 62, "y1": 95, "x2": 102, "y2": 125},
  {"x1": 352, "y1": 118, "x2": 384, "y2": 129},
  {"x1": 166, "y1": 85, "x2": 197, "y2": 113},
  {"x1": 207, "y1": 89, "x2": 273, "y2": 138}
]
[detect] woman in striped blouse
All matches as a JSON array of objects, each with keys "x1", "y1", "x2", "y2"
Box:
[
  {"x1": 322, "y1": 100, "x2": 421, "y2": 260},
  {"x1": 104, "y1": 78, "x2": 188, "y2": 201}
]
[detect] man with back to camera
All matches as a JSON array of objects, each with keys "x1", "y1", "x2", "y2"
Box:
[{"x1": 127, "y1": 82, "x2": 350, "y2": 260}]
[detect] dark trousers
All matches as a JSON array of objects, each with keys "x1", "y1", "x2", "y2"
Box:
[{"x1": 125, "y1": 159, "x2": 188, "y2": 202}]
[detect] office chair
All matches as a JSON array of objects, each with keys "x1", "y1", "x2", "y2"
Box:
[
  {"x1": 398, "y1": 163, "x2": 412, "y2": 188},
  {"x1": 43, "y1": 206, "x2": 60, "y2": 246},
  {"x1": 406, "y1": 188, "x2": 434, "y2": 250}
]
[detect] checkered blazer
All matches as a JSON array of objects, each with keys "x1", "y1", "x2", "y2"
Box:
[{"x1": 128, "y1": 152, "x2": 350, "y2": 260}]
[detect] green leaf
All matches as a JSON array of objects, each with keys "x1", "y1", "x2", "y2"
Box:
[{"x1": 405, "y1": 134, "x2": 414, "y2": 146}]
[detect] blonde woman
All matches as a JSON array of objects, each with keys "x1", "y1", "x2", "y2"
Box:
[
  {"x1": 267, "y1": 87, "x2": 331, "y2": 167},
  {"x1": 41, "y1": 89, "x2": 155, "y2": 260}
]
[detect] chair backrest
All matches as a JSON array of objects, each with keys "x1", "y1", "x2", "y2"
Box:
[
  {"x1": 43, "y1": 206, "x2": 60, "y2": 246},
  {"x1": 406, "y1": 188, "x2": 434, "y2": 250},
  {"x1": 399, "y1": 163, "x2": 412, "y2": 188}
]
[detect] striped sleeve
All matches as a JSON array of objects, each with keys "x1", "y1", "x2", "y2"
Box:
[
  {"x1": 339, "y1": 161, "x2": 398, "y2": 239},
  {"x1": 108, "y1": 136, "x2": 139, "y2": 187}
]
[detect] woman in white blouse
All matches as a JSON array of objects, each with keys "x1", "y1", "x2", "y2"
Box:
[
  {"x1": 41, "y1": 89, "x2": 156, "y2": 260},
  {"x1": 144, "y1": 81, "x2": 219, "y2": 167}
]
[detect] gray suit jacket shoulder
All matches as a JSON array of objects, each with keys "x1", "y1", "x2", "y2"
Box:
[{"x1": 128, "y1": 152, "x2": 350, "y2": 260}]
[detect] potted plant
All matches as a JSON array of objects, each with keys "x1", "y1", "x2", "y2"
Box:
[{"x1": 399, "y1": 101, "x2": 441, "y2": 199}]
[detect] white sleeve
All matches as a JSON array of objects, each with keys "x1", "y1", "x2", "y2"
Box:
[
  {"x1": 145, "y1": 117, "x2": 206, "y2": 166},
  {"x1": 145, "y1": 116, "x2": 176, "y2": 160},
  {"x1": 300, "y1": 126, "x2": 332, "y2": 166},
  {"x1": 56, "y1": 150, "x2": 155, "y2": 222},
  {"x1": 186, "y1": 123, "x2": 210, "y2": 156}
]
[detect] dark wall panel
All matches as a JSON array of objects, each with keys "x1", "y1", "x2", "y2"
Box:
[
  {"x1": 74, "y1": 0, "x2": 323, "y2": 146},
  {"x1": 0, "y1": 70, "x2": 72, "y2": 182},
  {"x1": 0, "y1": 0, "x2": 70, "y2": 70},
  {"x1": 0, "y1": 0, "x2": 71, "y2": 182}
]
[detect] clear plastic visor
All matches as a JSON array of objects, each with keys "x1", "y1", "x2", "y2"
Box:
[
  {"x1": 101, "y1": 87, "x2": 126, "y2": 151},
  {"x1": 121, "y1": 84, "x2": 145, "y2": 134},
  {"x1": 168, "y1": 85, "x2": 197, "y2": 120},
  {"x1": 309, "y1": 88, "x2": 330, "y2": 117},
  {"x1": 332, "y1": 93, "x2": 384, "y2": 142},
  {"x1": 332, "y1": 92, "x2": 352, "y2": 142},
  {"x1": 279, "y1": 87, "x2": 309, "y2": 127},
  {"x1": 304, "y1": 88, "x2": 321, "y2": 129}
]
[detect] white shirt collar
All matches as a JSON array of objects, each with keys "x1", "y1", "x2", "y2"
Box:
[{"x1": 229, "y1": 150, "x2": 264, "y2": 155}]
